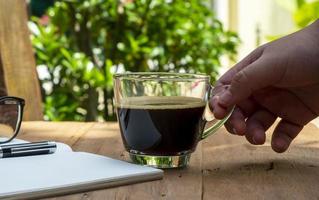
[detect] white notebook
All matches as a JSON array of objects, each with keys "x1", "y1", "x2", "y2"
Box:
[{"x1": 0, "y1": 140, "x2": 163, "y2": 200}]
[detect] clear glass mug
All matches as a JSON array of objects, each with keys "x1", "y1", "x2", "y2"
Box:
[{"x1": 113, "y1": 72, "x2": 232, "y2": 168}]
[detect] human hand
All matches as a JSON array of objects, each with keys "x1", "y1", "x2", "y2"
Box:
[{"x1": 210, "y1": 20, "x2": 319, "y2": 153}]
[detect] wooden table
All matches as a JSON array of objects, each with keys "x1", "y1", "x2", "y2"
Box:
[{"x1": 19, "y1": 121, "x2": 319, "y2": 200}]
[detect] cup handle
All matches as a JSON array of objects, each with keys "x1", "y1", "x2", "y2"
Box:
[{"x1": 201, "y1": 86, "x2": 234, "y2": 140}]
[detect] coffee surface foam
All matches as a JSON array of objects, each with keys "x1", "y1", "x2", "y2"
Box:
[{"x1": 115, "y1": 96, "x2": 206, "y2": 109}]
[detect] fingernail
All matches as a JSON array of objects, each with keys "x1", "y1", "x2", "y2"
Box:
[
  {"x1": 219, "y1": 90, "x2": 233, "y2": 106},
  {"x1": 273, "y1": 137, "x2": 289, "y2": 153}
]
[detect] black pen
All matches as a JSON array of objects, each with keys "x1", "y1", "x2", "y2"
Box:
[{"x1": 0, "y1": 141, "x2": 57, "y2": 158}]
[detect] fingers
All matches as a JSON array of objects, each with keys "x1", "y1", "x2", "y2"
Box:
[
  {"x1": 224, "y1": 107, "x2": 246, "y2": 135},
  {"x1": 216, "y1": 46, "x2": 265, "y2": 86},
  {"x1": 224, "y1": 98, "x2": 258, "y2": 135},
  {"x1": 210, "y1": 95, "x2": 226, "y2": 119},
  {"x1": 245, "y1": 109, "x2": 277, "y2": 145},
  {"x1": 253, "y1": 87, "x2": 317, "y2": 125},
  {"x1": 211, "y1": 47, "x2": 265, "y2": 119},
  {"x1": 210, "y1": 85, "x2": 229, "y2": 119},
  {"x1": 210, "y1": 87, "x2": 258, "y2": 120},
  {"x1": 221, "y1": 100, "x2": 303, "y2": 153},
  {"x1": 218, "y1": 55, "x2": 284, "y2": 108},
  {"x1": 271, "y1": 119, "x2": 303, "y2": 153}
]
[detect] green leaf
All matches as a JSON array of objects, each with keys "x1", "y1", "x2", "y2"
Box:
[{"x1": 294, "y1": 1, "x2": 319, "y2": 28}]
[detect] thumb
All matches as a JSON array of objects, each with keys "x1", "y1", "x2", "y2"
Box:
[{"x1": 218, "y1": 56, "x2": 283, "y2": 107}]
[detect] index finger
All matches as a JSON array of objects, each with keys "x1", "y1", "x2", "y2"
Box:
[
  {"x1": 216, "y1": 46, "x2": 265, "y2": 87},
  {"x1": 211, "y1": 46, "x2": 266, "y2": 119}
]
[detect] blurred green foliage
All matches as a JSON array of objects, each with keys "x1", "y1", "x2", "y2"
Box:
[
  {"x1": 294, "y1": 0, "x2": 319, "y2": 28},
  {"x1": 30, "y1": 0, "x2": 239, "y2": 121}
]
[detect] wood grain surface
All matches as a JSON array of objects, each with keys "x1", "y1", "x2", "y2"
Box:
[
  {"x1": 0, "y1": 0, "x2": 43, "y2": 120},
  {"x1": 18, "y1": 121, "x2": 319, "y2": 200}
]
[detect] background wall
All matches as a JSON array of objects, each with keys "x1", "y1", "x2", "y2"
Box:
[{"x1": 213, "y1": 0, "x2": 296, "y2": 68}]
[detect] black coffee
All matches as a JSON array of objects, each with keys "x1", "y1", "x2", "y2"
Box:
[{"x1": 116, "y1": 96, "x2": 206, "y2": 156}]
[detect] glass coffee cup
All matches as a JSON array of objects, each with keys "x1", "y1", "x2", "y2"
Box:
[{"x1": 113, "y1": 72, "x2": 232, "y2": 168}]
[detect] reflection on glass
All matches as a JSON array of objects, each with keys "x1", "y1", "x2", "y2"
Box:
[{"x1": 0, "y1": 97, "x2": 24, "y2": 144}]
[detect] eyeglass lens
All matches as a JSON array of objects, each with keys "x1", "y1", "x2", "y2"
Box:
[{"x1": 0, "y1": 102, "x2": 19, "y2": 142}]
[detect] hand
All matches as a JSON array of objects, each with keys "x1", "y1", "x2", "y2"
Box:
[{"x1": 210, "y1": 20, "x2": 319, "y2": 153}]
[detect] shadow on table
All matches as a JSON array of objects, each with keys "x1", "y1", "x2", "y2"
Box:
[{"x1": 201, "y1": 145, "x2": 319, "y2": 199}]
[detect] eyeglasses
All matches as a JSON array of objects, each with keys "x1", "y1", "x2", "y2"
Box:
[{"x1": 0, "y1": 96, "x2": 25, "y2": 144}]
